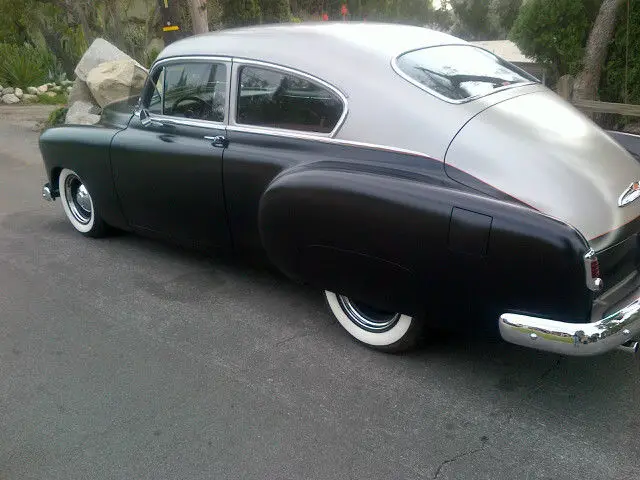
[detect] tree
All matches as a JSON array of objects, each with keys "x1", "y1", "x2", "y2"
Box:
[
  {"x1": 510, "y1": 0, "x2": 601, "y2": 77},
  {"x1": 573, "y1": 0, "x2": 626, "y2": 101},
  {"x1": 222, "y1": 0, "x2": 261, "y2": 26},
  {"x1": 188, "y1": 0, "x2": 209, "y2": 34},
  {"x1": 261, "y1": 0, "x2": 290, "y2": 23}
]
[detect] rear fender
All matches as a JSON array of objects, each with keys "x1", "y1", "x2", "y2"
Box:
[{"x1": 259, "y1": 166, "x2": 592, "y2": 323}]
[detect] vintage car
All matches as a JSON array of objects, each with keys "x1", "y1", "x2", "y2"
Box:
[{"x1": 39, "y1": 23, "x2": 640, "y2": 355}]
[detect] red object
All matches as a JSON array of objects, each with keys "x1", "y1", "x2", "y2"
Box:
[
  {"x1": 590, "y1": 258, "x2": 600, "y2": 279},
  {"x1": 322, "y1": 13, "x2": 328, "y2": 21},
  {"x1": 341, "y1": 4, "x2": 348, "y2": 16}
]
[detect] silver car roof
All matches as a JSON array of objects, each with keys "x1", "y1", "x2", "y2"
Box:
[
  {"x1": 155, "y1": 22, "x2": 545, "y2": 162},
  {"x1": 157, "y1": 22, "x2": 466, "y2": 81}
]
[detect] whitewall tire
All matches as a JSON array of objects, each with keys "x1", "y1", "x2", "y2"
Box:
[
  {"x1": 58, "y1": 168, "x2": 107, "y2": 237},
  {"x1": 324, "y1": 291, "x2": 421, "y2": 352}
]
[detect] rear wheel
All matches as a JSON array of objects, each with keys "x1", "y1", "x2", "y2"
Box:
[
  {"x1": 324, "y1": 291, "x2": 421, "y2": 352},
  {"x1": 58, "y1": 168, "x2": 107, "y2": 237}
]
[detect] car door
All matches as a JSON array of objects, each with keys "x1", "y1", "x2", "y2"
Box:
[{"x1": 110, "y1": 57, "x2": 232, "y2": 249}]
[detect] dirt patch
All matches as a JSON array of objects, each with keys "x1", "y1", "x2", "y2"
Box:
[{"x1": 0, "y1": 104, "x2": 60, "y2": 131}]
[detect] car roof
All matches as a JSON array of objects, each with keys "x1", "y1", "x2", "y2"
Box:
[{"x1": 156, "y1": 22, "x2": 466, "y2": 79}]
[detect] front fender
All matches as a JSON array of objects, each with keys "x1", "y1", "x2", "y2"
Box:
[{"x1": 39, "y1": 125, "x2": 127, "y2": 230}]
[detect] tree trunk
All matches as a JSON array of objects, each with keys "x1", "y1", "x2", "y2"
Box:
[
  {"x1": 188, "y1": 0, "x2": 209, "y2": 34},
  {"x1": 573, "y1": 0, "x2": 625, "y2": 101}
]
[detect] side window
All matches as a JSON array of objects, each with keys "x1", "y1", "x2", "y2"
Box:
[
  {"x1": 236, "y1": 66, "x2": 343, "y2": 134},
  {"x1": 146, "y1": 62, "x2": 227, "y2": 122}
]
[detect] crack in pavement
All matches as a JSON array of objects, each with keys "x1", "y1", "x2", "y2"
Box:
[{"x1": 432, "y1": 437, "x2": 489, "y2": 479}]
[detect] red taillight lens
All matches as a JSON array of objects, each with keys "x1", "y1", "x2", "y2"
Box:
[{"x1": 590, "y1": 258, "x2": 600, "y2": 279}]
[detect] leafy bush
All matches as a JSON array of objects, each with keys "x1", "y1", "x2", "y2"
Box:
[
  {"x1": 37, "y1": 92, "x2": 68, "y2": 105},
  {"x1": 602, "y1": 2, "x2": 640, "y2": 105},
  {"x1": 46, "y1": 106, "x2": 68, "y2": 127},
  {"x1": 0, "y1": 43, "x2": 57, "y2": 88},
  {"x1": 510, "y1": 0, "x2": 601, "y2": 76}
]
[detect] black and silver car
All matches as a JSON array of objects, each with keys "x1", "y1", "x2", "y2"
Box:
[{"x1": 39, "y1": 23, "x2": 640, "y2": 355}]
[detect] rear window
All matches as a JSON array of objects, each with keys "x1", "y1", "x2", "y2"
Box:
[{"x1": 394, "y1": 45, "x2": 537, "y2": 102}]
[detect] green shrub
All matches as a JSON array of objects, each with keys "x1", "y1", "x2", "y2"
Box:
[
  {"x1": 37, "y1": 93, "x2": 68, "y2": 105},
  {"x1": 0, "y1": 43, "x2": 56, "y2": 88},
  {"x1": 509, "y1": 0, "x2": 601, "y2": 76},
  {"x1": 46, "y1": 106, "x2": 68, "y2": 127}
]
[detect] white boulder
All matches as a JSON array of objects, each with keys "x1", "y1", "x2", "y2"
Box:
[
  {"x1": 74, "y1": 38, "x2": 132, "y2": 82},
  {"x1": 37, "y1": 85, "x2": 48, "y2": 94},
  {"x1": 86, "y1": 59, "x2": 147, "y2": 107},
  {"x1": 65, "y1": 100, "x2": 101, "y2": 125},
  {"x1": 21, "y1": 94, "x2": 38, "y2": 103},
  {"x1": 27, "y1": 86, "x2": 38, "y2": 95},
  {"x1": 14, "y1": 87, "x2": 23, "y2": 98},
  {"x1": 45, "y1": 91, "x2": 57, "y2": 97},
  {"x1": 1, "y1": 94, "x2": 20, "y2": 104},
  {"x1": 2, "y1": 87, "x2": 14, "y2": 95}
]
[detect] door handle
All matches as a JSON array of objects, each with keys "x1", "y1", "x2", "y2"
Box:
[{"x1": 204, "y1": 135, "x2": 228, "y2": 148}]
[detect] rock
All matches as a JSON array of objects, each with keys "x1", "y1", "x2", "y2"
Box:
[
  {"x1": 61, "y1": 79, "x2": 74, "y2": 87},
  {"x1": 68, "y1": 78, "x2": 97, "y2": 105},
  {"x1": 2, "y1": 87, "x2": 14, "y2": 95},
  {"x1": 65, "y1": 100, "x2": 101, "y2": 125},
  {"x1": 14, "y1": 87, "x2": 23, "y2": 98},
  {"x1": 0, "y1": 84, "x2": 3, "y2": 91},
  {"x1": 53, "y1": 86, "x2": 63, "y2": 93},
  {"x1": 67, "y1": 86, "x2": 73, "y2": 93},
  {"x1": 37, "y1": 84, "x2": 48, "y2": 94},
  {"x1": 1, "y1": 94, "x2": 20, "y2": 104},
  {"x1": 47, "y1": 83, "x2": 55, "y2": 88},
  {"x1": 21, "y1": 94, "x2": 38, "y2": 103},
  {"x1": 27, "y1": 86, "x2": 38, "y2": 95},
  {"x1": 86, "y1": 59, "x2": 147, "y2": 107},
  {"x1": 45, "y1": 91, "x2": 57, "y2": 97},
  {"x1": 75, "y1": 38, "x2": 133, "y2": 82}
]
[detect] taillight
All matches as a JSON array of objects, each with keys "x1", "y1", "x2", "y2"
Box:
[{"x1": 584, "y1": 249, "x2": 603, "y2": 292}]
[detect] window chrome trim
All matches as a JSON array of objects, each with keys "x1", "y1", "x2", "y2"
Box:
[
  {"x1": 391, "y1": 44, "x2": 538, "y2": 105},
  {"x1": 140, "y1": 55, "x2": 232, "y2": 126},
  {"x1": 230, "y1": 57, "x2": 349, "y2": 138},
  {"x1": 146, "y1": 114, "x2": 227, "y2": 131}
]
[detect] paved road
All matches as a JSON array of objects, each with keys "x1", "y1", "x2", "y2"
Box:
[{"x1": 1, "y1": 105, "x2": 639, "y2": 480}]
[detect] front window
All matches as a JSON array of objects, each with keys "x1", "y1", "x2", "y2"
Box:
[
  {"x1": 145, "y1": 61, "x2": 227, "y2": 122},
  {"x1": 236, "y1": 65, "x2": 344, "y2": 134},
  {"x1": 394, "y1": 45, "x2": 537, "y2": 102}
]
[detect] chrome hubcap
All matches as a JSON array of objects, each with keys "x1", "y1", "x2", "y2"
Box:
[
  {"x1": 337, "y1": 295, "x2": 401, "y2": 332},
  {"x1": 64, "y1": 174, "x2": 92, "y2": 225}
]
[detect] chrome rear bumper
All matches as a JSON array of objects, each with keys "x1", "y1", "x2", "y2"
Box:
[{"x1": 499, "y1": 281, "x2": 640, "y2": 356}]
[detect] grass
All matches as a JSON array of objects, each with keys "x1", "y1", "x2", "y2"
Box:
[{"x1": 35, "y1": 93, "x2": 68, "y2": 105}]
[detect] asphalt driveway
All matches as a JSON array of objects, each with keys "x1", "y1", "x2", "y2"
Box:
[{"x1": 0, "y1": 105, "x2": 639, "y2": 480}]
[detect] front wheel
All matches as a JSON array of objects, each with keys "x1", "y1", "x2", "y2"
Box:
[
  {"x1": 58, "y1": 168, "x2": 107, "y2": 237},
  {"x1": 324, "y1": 291, "x2": 422, "y2": 353}
]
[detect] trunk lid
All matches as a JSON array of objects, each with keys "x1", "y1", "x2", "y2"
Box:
[{"x1": 444, "y1": 90, "x2": 640, "y2": 251}]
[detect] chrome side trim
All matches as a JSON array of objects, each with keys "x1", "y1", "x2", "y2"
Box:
[
  {"x1": 230, "y1": 58, "x2": 349, "y2": 138},
  {"x1": 390, "y1": 44, "x2": 537, "y2": 105},
  {"x1": 225, "y1": 124, "x2": 442, "y2": 160},
  {"x1": 499, "y1": 293, "x2": 640, "y2": 356}
]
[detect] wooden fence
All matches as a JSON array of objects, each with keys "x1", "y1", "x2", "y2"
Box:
[{"x1": 571, "y1": 99, "x2": 640, "y2": 117}]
